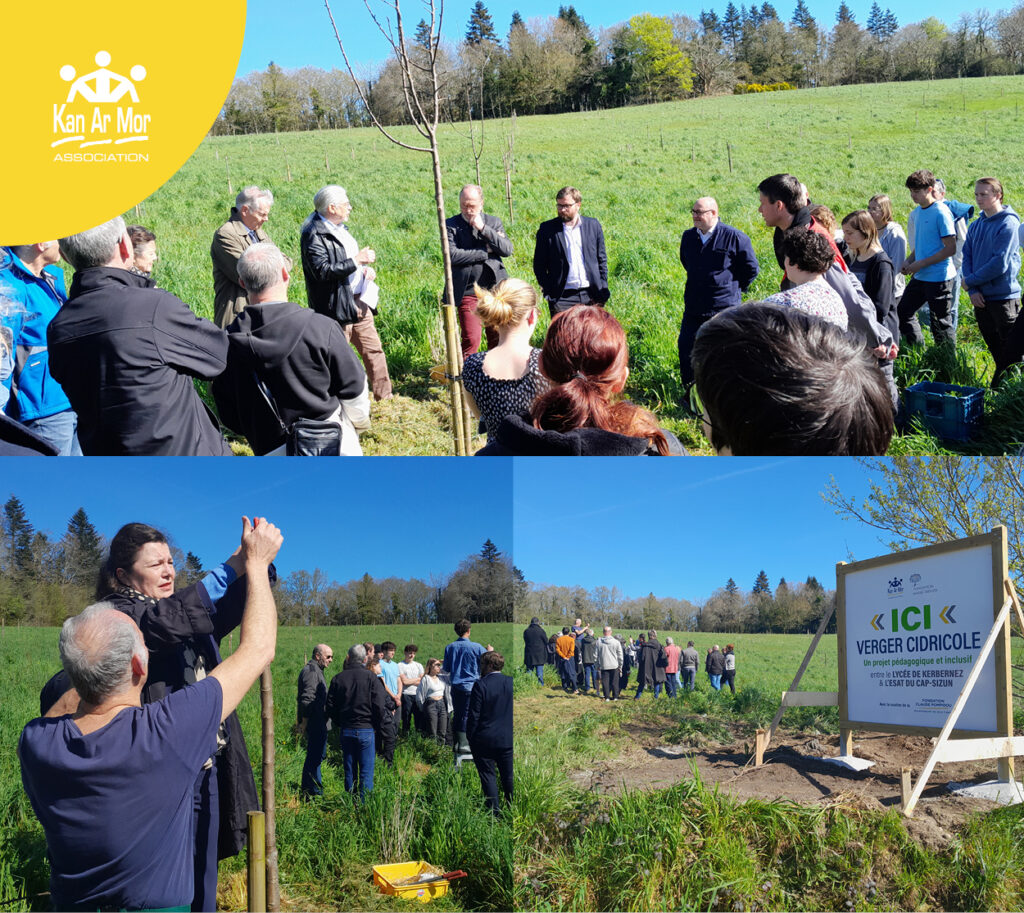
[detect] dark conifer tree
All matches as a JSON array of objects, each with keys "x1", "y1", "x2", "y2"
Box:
[
  {"x1": 466, "y1": 0, "x2": 498, "y2": 44},
  {"x1": 836, "y1": 1, "x2": 856, "y2": 23},
  {"x1": 753, "y1": 570, "x2": 771, "y2": 594}
]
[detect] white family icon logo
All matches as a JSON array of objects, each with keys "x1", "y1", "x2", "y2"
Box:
[{"x1": 52, "y1": 51, "x2": 152, "y2": 162}]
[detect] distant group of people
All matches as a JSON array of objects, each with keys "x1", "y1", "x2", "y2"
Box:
[
  {"x1": 4, "y1": 168, "x2": 1020, "y2": 457},
  {"x1": 295, "y1": 620, "x2": 512, "y2": 815},
  {"x1": 523, "y1": 617, "x2": 737, "y2": 700}
]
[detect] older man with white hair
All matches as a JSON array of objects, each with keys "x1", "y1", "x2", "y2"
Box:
[
  {"x1": 19, "y1": 516, "x2": 282, "y2": 913},
  {"x1": 212, "y1": 185, "x2": 274, "y2": 328},
  {"x1": 300, "y1": 184, "x2": 392, "y2": 400},
  {"x1": 49, "y1": 216, "x2": 230, "y2": 455},
  {"x1": 677, "y1": 196, "x2": 759, "y2": 385},
  {"x1": 213, "y1": 241, "x2": 370, "y2": 455}
]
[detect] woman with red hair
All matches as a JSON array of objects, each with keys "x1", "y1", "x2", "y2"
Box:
[{"x1": 477, "y1": 307, "x2": 684, "y2": 455}]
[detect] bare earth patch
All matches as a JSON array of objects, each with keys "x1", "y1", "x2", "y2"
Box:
[{"x1": 569, "y1": 723, "x2": 1006, "y2": 850}]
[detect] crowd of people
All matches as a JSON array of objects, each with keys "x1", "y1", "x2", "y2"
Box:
[
  {"x1": 18, "y1": 519, "x2": 511, "y2": 913},
  {"x1": 296, "y1": 620, "x2": 512, "y2": 817},
  {"x1": 3, "y1": 170, "x2": 1020, "y2": 456},
  {"x1": 523, "y1": 617, "x2": 738, "y2": 700}
]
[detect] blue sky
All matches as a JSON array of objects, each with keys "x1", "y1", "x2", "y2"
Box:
[
  {"x1": 239, "y1": 0, "x2": 972, "y2": 76},
  {"x1": 513, "y1": 457, "x2": 899, "y2": 601},
  {"x1": 5, "y1": 459, "x2": 511, "y2": 583}
]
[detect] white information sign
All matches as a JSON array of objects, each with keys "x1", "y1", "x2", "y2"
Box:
[{"x1": 841, "y1": 542, "x2": 998, "y2": 733}]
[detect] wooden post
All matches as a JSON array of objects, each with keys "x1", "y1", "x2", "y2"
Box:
[
  {"x1": 726, "y1": 143, "x2": 733, "y2": 173},
  {"x1": 755, "y1": 728, "x2": 768, "y2": 766},
  {"x1": 839, "y1": 728, "x2": 853, "y2": 756},
  {"x1": 763, "y1": 602, "x2": 835, "y2": 750},
  {"x1": 901, "y1": 767, "x2": 913, "y2": 808},
  {"x1": 260, "y1": 669, "x2": 280, "y2": 911},
  {"x1": 247, "y1": 811, "x2": 266, "y2": 913},
  {"x1": 903, "y1": 594, "x2": 1014, "y2": 815}
]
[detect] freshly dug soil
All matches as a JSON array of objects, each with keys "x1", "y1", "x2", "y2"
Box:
[{"x1": 568, "y1": 722, "x2": 1010, "y2": 849}]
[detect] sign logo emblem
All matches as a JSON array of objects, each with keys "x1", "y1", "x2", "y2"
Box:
[{"x1": 52, "y1": 51, "x2": 151, "y2": 160}]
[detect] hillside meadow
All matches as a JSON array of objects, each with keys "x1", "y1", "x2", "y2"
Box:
[
  {"x1": 123, "y1": 75, "x2": 1024, "y2": 455},
  {"x1": 512, "y1": 626, "x2": 1024, "y2": 911},
  {"x1": 1, "y1": 623, "x2": 513, "y2": 912}
]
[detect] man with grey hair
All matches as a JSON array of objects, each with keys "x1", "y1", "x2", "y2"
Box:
[
  {"x1": 446, "y1": 184, "x2": 513, "y2": 356},
  {"x1": 297, "y1": 642, "x2": 333, "y2": 798},
  {"x1": 326, "y1": 641, "x2": 386, "y2": 797},
  {"x1": 300, "y1": 185, "x2": 392, "y2": 400},
  {"x1": 596, "y1": 625, "x2": 624, "y2": 701},
  {"x1": 48, "y1": 216, "x2": 231, "y2": 455},
  {"x1": 213, "y1": 241, "x2": 370, "y2": 455},
  {"x1": 212, "y1": 185, "x2": 274, "y2": 328},
  {"x1": 19, "y1": 516, "x2": 282, "y2": 913},
  {"x1": 0, "y1": 242, "x2": 81, "y2": 454}
]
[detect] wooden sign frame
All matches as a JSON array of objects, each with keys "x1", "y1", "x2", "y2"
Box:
[
  {"x1": 836, "y1": 528, "x2": 1011, "y2": 743},
  {"x1": 755, "y1": 528, "x2": 1022, "y2": 817}
]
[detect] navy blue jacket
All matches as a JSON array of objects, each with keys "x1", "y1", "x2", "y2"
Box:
[
  {"x1": 533, "y1": 216, "x2": 610, "y2": 303},
  {"x1": 466, "y1": 672, "x2": 512, "y2": 752},
  {"x1": 680, "y1": 222, "x2": 759, "y2": 315}
]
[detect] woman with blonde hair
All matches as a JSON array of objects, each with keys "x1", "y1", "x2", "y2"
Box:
[
  {"x1": 463, "y1": 278, "x2": 549, "y2": 440},
  {"x1": 478, "y1": 306, "x2": 684, "y2": 455}
]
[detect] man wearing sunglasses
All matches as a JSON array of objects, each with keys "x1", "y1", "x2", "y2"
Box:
[{"x1": 678, "y1": 197, "x2": 759, "y2": 385}]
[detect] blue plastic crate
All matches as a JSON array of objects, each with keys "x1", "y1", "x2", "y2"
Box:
[{"x1": 904, "y1": 381, "x2": 984, "y2": 442}]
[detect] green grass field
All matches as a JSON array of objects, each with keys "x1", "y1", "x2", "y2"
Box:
[
  {"x1": 1, "y1": 623, "x2": 513, "y2": 912},
  {"x1": 512, "y1": 626, "x2": 1024, "y2": 911},
  {"x1": 120, "y1": 75, "x2": 1024, "y2": 454}
]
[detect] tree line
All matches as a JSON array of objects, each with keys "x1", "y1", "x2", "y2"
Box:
[
  {"x1": 514, "y1": 572, "x2": 836, "y2": 634},
  {"x1": 0, "y1": 496, "x2": 513, "y2": 627},
  {"x1": 212, "y1": 0, "x2": 1024, "y2": 134}
]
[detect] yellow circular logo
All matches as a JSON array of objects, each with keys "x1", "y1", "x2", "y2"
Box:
[{"x1": 5, "y1": 2, "x2": 245, "y2": 240}]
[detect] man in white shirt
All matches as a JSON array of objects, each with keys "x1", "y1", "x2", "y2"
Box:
[
  {"x1": 533, "y1": 186, "x2": 610, "y2": 316},
  {"x1": 397, "y1": 644, "x2": 425, "y2": 735}
]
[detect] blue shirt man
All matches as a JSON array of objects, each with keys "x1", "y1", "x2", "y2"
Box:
[
  {"x1": 443, "y1": 619, "x2": 493, "y2": 753},
  {"x1": 897, "y1": 169, "x2": 959, "y2": 347},
  {"x1": 0, "y1": 244, "x2": 80, "y2": 454}
]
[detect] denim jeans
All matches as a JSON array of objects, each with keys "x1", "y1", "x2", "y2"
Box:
[
  {"x1": 665, "y1": 672, "x2": 680, "y2": 697},
  {"x1": 682, "y1": 667, "x2": 696, "y2": 691},
  {"x1": 531, "y1": 664, "x2": 545, "y2": 685},
  {"x1": 583, "y1": 664, "x2": 598, "y2": 692},
  {"x1": 710, "y1": 674, "x2": 722, "y2": 691},
  {"x1": 341, "y1": 727, "x2": 375, "y2": 797},
  {"x1": 301, "y1": 722, "x2": 328, "y2": 797},
  {"x1": 634, "y1": 681, "x2": 663, "y2": 698},
  {"x1": 22, "y1": 409, "x2": 82, "y2": 456},
  {"x1": 452, "y1": 684, "x2": 474, "y2": 734}
]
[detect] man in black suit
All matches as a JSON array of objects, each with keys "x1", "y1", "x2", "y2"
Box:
[
  {"x1": 445, "y1": 184, "x2": 514, "y2": 356},
  {"x1": 533, "y1": 187, "x2": 610, "y2": 317},
  {"x1": 466, "y1": 650, "x2": 513, "y2": 816}
]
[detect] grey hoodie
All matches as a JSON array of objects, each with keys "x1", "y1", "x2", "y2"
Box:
[{"x1": 596, "y1": 636, "x2": 624, "y2": 671}]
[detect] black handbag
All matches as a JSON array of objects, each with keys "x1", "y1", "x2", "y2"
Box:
[{"x1": 253, "y1": 374, "x2": 342, "y2": 456}]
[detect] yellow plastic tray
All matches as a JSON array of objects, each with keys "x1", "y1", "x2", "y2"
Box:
[{"x1": 373, "y1": 861, "x2": 451, "y2": 903}]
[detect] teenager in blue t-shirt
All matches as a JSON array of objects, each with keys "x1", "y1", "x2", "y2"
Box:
[
  {"x1": 897, "y1": 169, "x2": 958, "y2": 346},
  {"x1": 443, "y1": 619, "x2": 493, "y2": 756}
]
